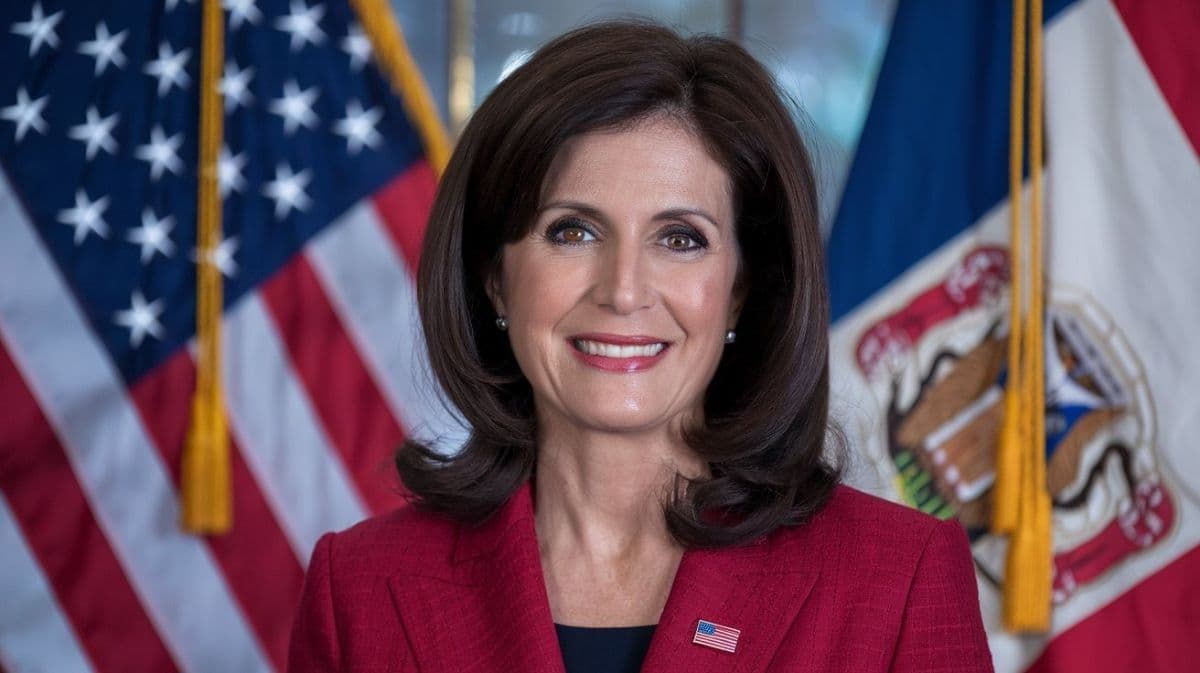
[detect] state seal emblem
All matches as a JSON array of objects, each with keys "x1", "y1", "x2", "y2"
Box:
[{"x1": 853, "y1": 245, "x2": 1176, "y2": 604}]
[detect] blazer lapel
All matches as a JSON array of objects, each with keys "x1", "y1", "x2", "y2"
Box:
[
  {"x1": 641, "y1": 530, "x2": 823, "y2": 673},
  {"x1": 388, "y1": 482, "x2": 565, "y2": 673},
  {"x1": 388, "y1": 480, "x2": 824, "y2": 673}
]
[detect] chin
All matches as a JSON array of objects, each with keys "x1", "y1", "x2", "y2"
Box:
[{"x1": 567, "y1": 404, "x2": 678, "y2": 435}]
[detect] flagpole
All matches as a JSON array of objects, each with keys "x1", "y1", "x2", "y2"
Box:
[{"x1": 448, "y1": 0, "x2": 474, "y2": 138}]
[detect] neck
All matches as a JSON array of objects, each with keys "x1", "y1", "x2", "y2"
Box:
[
  {"x1": 531, "y1": 410, "x2": 709, "y2": 625},
  {"x1": 532, "y1": 416, "x2": 707, "y2": 562}
]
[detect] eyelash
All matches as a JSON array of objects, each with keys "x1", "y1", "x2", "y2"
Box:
[{"x1": 544, "y1": 217, "x2": 710, "y2": 252}]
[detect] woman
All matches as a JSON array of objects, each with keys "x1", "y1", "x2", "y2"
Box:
[{"x1": 288, "y1": 20, "x2": 993, "y2": 673}]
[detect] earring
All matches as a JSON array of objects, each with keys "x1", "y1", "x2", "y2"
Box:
[
  {"x1": 495, "y1": 316, "x2": 509, "y2": 331},
  {"x1": 724, "y1": 329, "x2": 736, "y2": 344}
]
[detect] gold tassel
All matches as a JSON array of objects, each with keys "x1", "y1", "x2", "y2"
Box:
[
  {"x1": 349, "y1": 0, "x2": 452, "y2": 173},
  {"x1": 996, "y1": 0, "x2": 1052, "y2": 632},
  {"x1": 182, "y1": 0, "x2": 230, "y2": 534},
  {"x1": 993, "y1": 0, "x2": 1028, "y2": 536}
]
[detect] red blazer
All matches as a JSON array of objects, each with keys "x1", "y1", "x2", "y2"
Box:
[{"x1": 288, "y1": 482, "x2": 993, "y2": 672}]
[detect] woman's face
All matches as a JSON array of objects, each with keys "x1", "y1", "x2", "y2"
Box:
[{"x1": 490, "y1": 117, "x2": 742, "y2": 437}]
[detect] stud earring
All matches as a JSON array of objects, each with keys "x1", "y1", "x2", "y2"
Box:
[
  {"x1": 495, "y1": 316, "x2": 509, "y2": 331},
  {"x1": 724, "y1": 330, "x2": 736, "y2": 344}
]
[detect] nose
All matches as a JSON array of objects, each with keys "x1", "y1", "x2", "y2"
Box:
[{"x1": 592, "y1": 236, "x2": 653, "y2": 314}]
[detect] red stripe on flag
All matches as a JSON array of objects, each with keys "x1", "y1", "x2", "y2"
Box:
[
  {"x1": 260, "y1": 255, "x2": 408, "y2": 513},
  {"x1": 1025, "y1": 544, "x2": 1200, "y2": 673},
  {"x1": 129, "y1": 349, "x2": 305, "y2": 671},
  {"x1": 371, "y1": 159, "x2": 437, "y2": 275},
  {"x1": 1113, "y1": 0, "x2": 1200, "y2": 156},
  {"x1": 0, "y1": 338, "x2": 179, "y2": 673}
]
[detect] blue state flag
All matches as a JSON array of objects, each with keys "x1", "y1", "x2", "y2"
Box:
[{"x1": 827, "y1": 0, "x2": 1200, "y2": 670}]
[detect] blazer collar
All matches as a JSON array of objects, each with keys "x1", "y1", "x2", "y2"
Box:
[{"x1": 388, "y1": 480, "x2": 822, "y2": 673}]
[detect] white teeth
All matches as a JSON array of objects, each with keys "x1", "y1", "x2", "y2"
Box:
[{"x1": 574, "y1": 339, "x2": 665, "y2": 358}]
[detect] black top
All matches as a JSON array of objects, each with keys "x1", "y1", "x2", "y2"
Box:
[{"x1": 554, "y1": 623, "x2": 656, "y2": 673}]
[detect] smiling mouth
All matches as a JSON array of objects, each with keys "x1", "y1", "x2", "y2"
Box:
[
  {"x1": 571, "y1": 339, "x2": 667, "y2": 358},
  {"x1": 566, "y1": 334, "x2": 672, "y2": 372}
]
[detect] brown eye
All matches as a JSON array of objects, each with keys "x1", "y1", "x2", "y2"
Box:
[
  {"x1": 663, "y1": 230, "x2": 705, "y2": 251},
  {"x1": 545, "y1": 218, "x2": 596, "y2": 245},
  {"x1": 666, "y1": 234, "x2": 691, "y2": 249},
  {"x1": 561, "y1": 227, "x2": 587, "y2": 243}
]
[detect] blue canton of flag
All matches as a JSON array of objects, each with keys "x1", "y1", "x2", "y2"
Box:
[
  {"x1": 0, "y1": 1, "x2": 456, "y2": 671},
  {"x1": 693, "y1": 619, "x2": 740, "y2": 654},
  {"x1": 0, "y1": 0, "x2": 422, "y2": 384}
]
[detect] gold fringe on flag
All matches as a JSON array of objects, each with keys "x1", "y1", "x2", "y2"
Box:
[
  {"x1": 993, "y1": 0, "x2": 1052, "y2": 632},
  {"x1": 349, "y1": 0, "x2": 452, "y2": 173},
  {"x1": 182, "y1": 0, "x2": 230, "y2": 534}
]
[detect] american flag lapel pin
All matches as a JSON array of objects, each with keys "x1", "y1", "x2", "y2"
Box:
[{"x1": 692, "y1": 619, "x2": 740, "y2": 654}]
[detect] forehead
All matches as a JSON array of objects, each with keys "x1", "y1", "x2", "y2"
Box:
[{"x1": 540, "y1": 117, "x2": 733, "y2": 219}]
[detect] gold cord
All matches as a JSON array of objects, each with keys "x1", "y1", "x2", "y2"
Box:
[
  {"x1": 182, "y1": 0, "x2": 230, "y2": 534},
  {"x1": 350, "y1": 0, "x2": 452, "y2": 173},
  {"x1": 995, "y1": 0, "x2": 1052, "y2": 632}
]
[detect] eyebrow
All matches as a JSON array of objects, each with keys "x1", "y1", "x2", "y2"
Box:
[{"x1": 538, "y1": 200, "x2": 724, "y2": 229}]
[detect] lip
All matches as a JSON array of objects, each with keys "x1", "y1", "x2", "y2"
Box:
[
  {"x1": 567, "y1": 333, "x2": 671, "y2": 373},
  {"x1": 569, "y1": 332, "x2": 667, "y2": 346}
]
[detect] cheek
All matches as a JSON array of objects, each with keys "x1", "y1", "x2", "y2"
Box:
[
  {"x1": 672, "y1": 261, "x2": 739, "y2": 330},
  {"x1": 503, "y1": 248, "x2": 576, "y2": 321},
  {"x1": 500, "y1": 248, "x2": 586, "y2": 363}
]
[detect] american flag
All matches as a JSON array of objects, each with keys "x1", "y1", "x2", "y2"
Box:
[
  {"x1": 0, "y1": 1, "x2": 461, "y2": 670},
  {"x1": 692, "y1": 619, "x2": 740, "y2": 654}
]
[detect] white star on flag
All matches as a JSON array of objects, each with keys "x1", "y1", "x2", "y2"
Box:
[
  {"x1": 144, "y1": 42, "x2": 191, "y2": 96},
  {"x1": 165, "y1": 0, "x2": 196, "y2": 10},
  {"x1": 224, "y1": 0, "x2": 263, "y2": 29},
  {"x1": 334, "y1": 100, "x2": 383, "y2": 154},
  {"x1": 269, "y1": 79, "x2": 320, "y2": 134},
  {"x1": 78, "y1": 22, "x2": 128, "y2": 75},
  {"x1": 127, "y1": 209, "x2": 176, "y2": 263},
  {"x1": 219, "y1": 61, "x2": 255, "y2": 111},
  {"x1": 193, "y1": 235, "x2": 240, "y2": 278},
  {"x1": 218, "y1": 146, "x2": 248, "y2": 197},
  {"x1": 10, "y1": 2, "x2": 63, "y2": 57},
  {"x1": 263, "y1": 162, "x2": 312, "y2": 220},
  {"x1": 68, "y1": 107, "x2": 120, "y2": 160},
  {"x1": 2, "y1": 87, "x2": 49, "y2": 142},
  {"x1": 341, "y1": 23, "x2": 371, "y2": 71},
  {"x1": 136, "y1": 125, "x2": 184, "y2": 180},
  {"x1": 57, "y1": 190, "x2": 111, "y2": 245},
  {"x1": 114, "y1": 290, "x2": 165, "y2": 348},
  {"x1": 276, "y1": 0, "x2": 326, "y2": 52}
]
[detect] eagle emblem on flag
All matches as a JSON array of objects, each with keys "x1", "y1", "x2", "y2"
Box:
[{"x1": 850, "y1": 244, "x2": 1179, "y2": 606}]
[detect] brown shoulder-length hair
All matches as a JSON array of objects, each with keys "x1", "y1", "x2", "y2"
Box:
[{"x1": 397, "y1": 19, "x2": 842, "y2": 547}]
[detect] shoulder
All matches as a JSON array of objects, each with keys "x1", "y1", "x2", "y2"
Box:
[
  {"x1": 796, "y1": 483, "x2": 945, "y2": 539},
  {"x1": 313, "y1": 503, "x2": 460, "y2": 579},
  {"x1": 757, "y1": 493, "x2": 991, "y2": 669},
  {"x1": 291, "y1": 506, "x2": 457, "y2": 672},
  {"x1": 766, "y1": 484, "x2": 970, "y2": 577}
]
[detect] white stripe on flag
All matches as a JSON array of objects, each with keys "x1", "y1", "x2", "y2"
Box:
[
  {"x1": 0, "y1": 495, "x2": 95, "y2": 673},
  {"x1": 0, "y1": 174, "x2": 272, "y2": 672},
  {"x1": 307, "y1": 200, "x2": 468, "y2": 454},
  {"x1": 223, "y1": 292, "x2": 368, "y2": 559}
]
